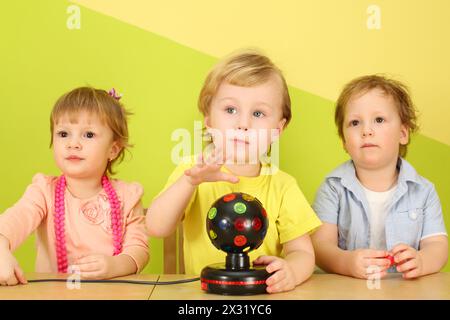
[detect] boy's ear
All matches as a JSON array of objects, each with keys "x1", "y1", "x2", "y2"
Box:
[
  {"x1": 277, "y1": 118, "x2": 287, "y2": 135},
  {"x1": 399, "y1": 124, "x2": 409, "y2": 145}
]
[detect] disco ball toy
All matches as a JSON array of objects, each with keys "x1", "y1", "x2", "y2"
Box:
[{"x1": 200, "y1": 192, "x2": 270, "y2": 295}]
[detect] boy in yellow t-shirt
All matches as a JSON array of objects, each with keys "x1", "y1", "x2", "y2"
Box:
[{"x1": 146, "y1": 50, "x2": 321, "y2": 293}]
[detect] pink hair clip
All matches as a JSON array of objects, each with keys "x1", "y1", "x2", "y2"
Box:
[{"x1": 108, "y1": 88, "x2": 123, "y2": 100}]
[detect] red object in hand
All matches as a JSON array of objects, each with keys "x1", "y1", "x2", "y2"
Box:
[{"x1": 386, "y1": 254, "x2": 395, "y2": 267}]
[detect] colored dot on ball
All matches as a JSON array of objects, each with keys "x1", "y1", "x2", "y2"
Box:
[
  {"x1": 252, "y1": 217, "x2": 262, "y2": 231},
  {"x1": 261, "y1": 208, "x2": 267, "y2": 217},
  {"x1": 209, "y1": 230, "x2": 217, "y2": 239},
  {"x1": 208, "y1": 207, "x2": 217, "y2": 219},
  {"x1": 234, "y1": 218, "x2": 248, "y2": 231},
  {"x1": 234, "y1": 202, "x2": 247, "y2": 214},
  {"x1": 234, "y1": 235, "x2": 247, "y2": 247},
  {"x1": 223, "y1": 194, "x2": 236, "y2": 202},
  {"x1": 242, "y1": 194, "x2": 255, "y2": 201},
  {"x1": 218, "y1": 219, "x2": 230, "y2": 230}
]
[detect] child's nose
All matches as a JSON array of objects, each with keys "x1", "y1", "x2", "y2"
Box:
[
  {"x1": 362, "y1": 125, "x2": 374, "y2": 137},
  {"x1": 67, "y1": 138, "x2": 81, "y2": 149},
  {"x1": 237, "y1": 115, "x2": 250, "y2": 131}
]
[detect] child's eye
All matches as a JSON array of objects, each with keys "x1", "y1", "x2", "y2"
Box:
[
  {"x1": 253, "y1": 111, "x2": 264, "y2": 118},
  {"x1": 349, "y1": 120, "x2": 359, "y2": 127},
  {"x1": 84, "y1": 131, "x2": 95, "y2": 138},
  {"x1": 375, "y1": 117, "x2": 385, "y2": 123},
  {"x1": 225, "y1": 107, "x2": 237, "y2": 114},
  {"x1": 56, "y1": 131, "x2": 68, "y2": 138}
]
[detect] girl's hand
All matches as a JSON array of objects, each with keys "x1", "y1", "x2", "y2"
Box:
[
  {"x1": 184, "y1": 151, "x2": 239, "y2": 186},
  {"x1": 253, "y1": 255, "x2": 297, "y2": 293},
  {"x1": 348, "y1": 249, "x2": 391, "y2": 279},
  {"x1": 72, "y1": 254, "x2": 115, "y2": 280},
  {"x1": 391, "y1": 243, "x2": 423, "y2": 279},
  {"x1": 0, "y1": 249, "x2": 27, "y2": 286}
]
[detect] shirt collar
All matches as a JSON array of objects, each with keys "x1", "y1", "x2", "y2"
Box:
[{"x1": 327, "y1": 158, "x2": 422, "y2": 201}]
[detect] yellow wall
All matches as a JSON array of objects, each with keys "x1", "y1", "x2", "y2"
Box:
[{"x1": 74, "y1": 0, "x2": 450, "y2": 146}]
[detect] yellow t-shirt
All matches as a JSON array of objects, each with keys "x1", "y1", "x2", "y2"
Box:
[{"x1": 161, "y1": 157, "x2": 322, "y2": 275}]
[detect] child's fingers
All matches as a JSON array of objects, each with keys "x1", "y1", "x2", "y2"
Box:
[
  {"x1": 363, "y1": 266, "x2": 388, "y2": 277},
  {"x1": 395, "y1": 249, "x2": 415, "y2": 265},
  {"x1": 74, "y1": 262, "x2": 100, "y2": 273},
  {"x1": 396, "y1": 259, "x2": 417, "y2": 273},
  {"x1": 264, "y1": 259, "x2": 283, "y2": 274},
  {"x1": 5, "y1": 278, "x2": 18, "y2": 286},
  {"x1": 365, "y1": 249, "x2": 389, "y2": 258},
  {"x1": 74, "y1": 255, "x2": 99, "y2": 265},
  {"x1": 266, "y1": 259, "x2": 284, "y2": 274},
  {"x1": 364, "y1": 264, "x2": 383, "y2": 275},
  {"x1": 353, "y1": 264, "x2": 371, "y2": 279},
  {"x1": 266, "y1": 270, "x2": 286, "y2": 287},
  {"x1": 391, "y1": 243, "x2": 409, "y2": 255},
  {"x1": 253, "y1": 255, "x2": 277, "y2": 266},
  {"x1": 364, "y1": 258, "x2": 390, "y2": 268},
  {"x1": 207, "y1": 147, "x2": 224, "y2": 166},
  {"x1": 402, "y1": 267, "x2": 420, "y2": 279},
  {"x1": 365, "y1": 263, "x2": 389, "y2": 274},
  {"x1": 379, "y1": 265, "x2": 391, "y2": 273},
  {"x1": 5, "y1": 274, "x2": 19, "y2": 286},
  {"x1": 14, "y1": 265, "x2": 27, "y2": 284},
  {"x1": 266, "y1": 273, "x2": 294, "y2": 294},
  {"x1": 218, "y1": 172, "x2": 239, "y2": 184},
  {"x1": 366, "y1": 270, "x2": 388, "y2": 280},
  {"x1": 266, "y1": 282, "x2": 282, "y2": 294},
  {"x1": 203, "y1": 148, "x2": 221, "y2": 166},
  {"x1": 253, "y1": 255, "x2": 272, "y2": 265},
  {"x1": 266, "y1": 279, "x2": 282, "y2": 293}
]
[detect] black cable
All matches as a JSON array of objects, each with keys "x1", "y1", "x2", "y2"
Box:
[{"x1": 28, "y1": 277, "x2": 200, "y2": 285}]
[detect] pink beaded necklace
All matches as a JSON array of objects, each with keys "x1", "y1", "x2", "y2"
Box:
[{"x1": 53, "y1": 175, "x2": 123, "y2": 273}]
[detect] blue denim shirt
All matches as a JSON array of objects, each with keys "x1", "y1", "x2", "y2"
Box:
[{"x1": 313, "y1": 158, "x2": 447, "y2": 251}]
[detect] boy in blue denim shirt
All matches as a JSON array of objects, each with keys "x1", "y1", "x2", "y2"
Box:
[{"x1": 312, "y1": 75, "x2": 448, "y2": 280}]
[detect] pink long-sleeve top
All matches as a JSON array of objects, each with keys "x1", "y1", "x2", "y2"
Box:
[{"x1": 0, "y1": 174, "x2": 149, "y2": 273}]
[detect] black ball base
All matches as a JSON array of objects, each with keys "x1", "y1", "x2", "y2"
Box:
[{"x1": 201, "y1": 263, "x2": 269, "y2": 295}]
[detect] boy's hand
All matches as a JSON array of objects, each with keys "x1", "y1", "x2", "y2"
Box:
[
  {"x1": 184, "y1": 151, "x2": 239, "y2": 186},
  {"x1": 72, "y1": 254, "x2": 115, "y2": 280},
  {"x1": 348, "y1": 249, "x2": 391, "y2": 279},
  {"x1": 253, "y1": 255, "x2": 297, "y2": 293},
  {"x1": 0, "y1": 250, "x2": 27, "y2": 286},
  {"x1": 391, "y1": 243, "x2": 423, "y2": 279}
]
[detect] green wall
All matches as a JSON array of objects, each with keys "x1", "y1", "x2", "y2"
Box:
[{"x1": 1, "y1": 1, "x2": 448, "y2": 274}]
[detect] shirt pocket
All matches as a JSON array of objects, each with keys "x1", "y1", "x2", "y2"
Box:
[{"x1": 392, "y1": 207, "x2": 424, "y2": 249}]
